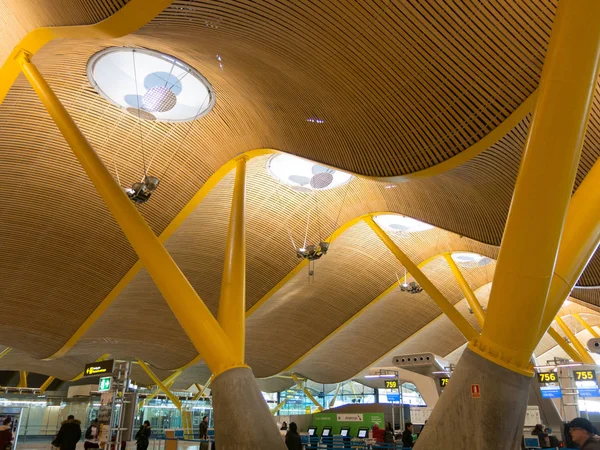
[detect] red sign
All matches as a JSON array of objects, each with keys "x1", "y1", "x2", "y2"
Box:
[{"x1": 471, "y1": 384, "x2": 481, "y2": 398}]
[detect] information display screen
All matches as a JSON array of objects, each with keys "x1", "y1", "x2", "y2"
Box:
[
  {"x1": 439, "y1": 377, "x2": 450, "y2": 388},
  {"x1": 537, "y1": 371, "x2": 561, "y2": 399},
  {"x1": 574, "y1": 370, "x2": 600, "y2": 397},
  {"x1": 385, "y1": 380, "x2": 398, "y2": 389},
  {"x1": 357, "y1": 428, "x2": 368, "y2": 439}
]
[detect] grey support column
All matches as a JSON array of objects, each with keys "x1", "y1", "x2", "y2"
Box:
[
  {"x1": 211, "y1": 367, "x2": 287, "y2": 449},
  {"x1": 414, "y1": 348, "x2": 532, "y2": 450}
]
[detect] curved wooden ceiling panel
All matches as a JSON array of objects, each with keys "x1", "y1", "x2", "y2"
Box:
[{"x1": 292, "y1": 264, "x2": 494, "y2": 383}]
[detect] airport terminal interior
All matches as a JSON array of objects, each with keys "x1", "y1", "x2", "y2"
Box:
[{"x1": 1, "y1": 1, "x2": 600, "y2": 449}]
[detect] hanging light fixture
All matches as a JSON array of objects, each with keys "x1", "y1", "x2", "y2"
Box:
[{"x1": 397, "y1": 268, "x2": 423, "y2": 294}]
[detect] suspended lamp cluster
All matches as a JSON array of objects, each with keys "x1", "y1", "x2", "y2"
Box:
[
  {"x1": 268, "y1": 154, "x2": 352, "y2": 279},
  {"x1": 397, "y1": 269, "x2": 423, "y2": 295},
  {"x1": 87, "y1": 47, "x2": 216, "y2": 204}
]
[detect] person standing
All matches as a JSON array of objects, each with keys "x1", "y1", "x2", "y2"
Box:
[
  {"x1": 568, "y1": 418, "x2": 600, "y2": 449},
  {"x1": 402, "y1": 422, "x2": 415, "y2": 448},
  {"x1": 199, "y1": 417, "x2": 209, "y2": 450},
  {"x1": 285, "y1": 422, "x2": 302, "y2": 450},
  {"x1": 53, "y1": 415, "x2": 82, "y2": 450},
  {"x1": 384, "y1": 422, "x2": 395, "y2": 444},
  {"x1": 135, "y1": 421, "x2": 151, "y2": 450},
  {"x1": 0, "y1": 418, "x2": 13, "y2": 450},
  {"x1": 532, "y1": 424, "x2": 549, "y2": 448},
  {"x1": 84, "y1": 419, "x2": 100, "y2": 450},
  {"x1": 280, "y1": 421, "x2": 288, "y2": 431}
]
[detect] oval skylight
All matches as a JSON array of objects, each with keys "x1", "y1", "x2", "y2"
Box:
[
  {"x1": 373, "y1": 214, "x2": 434, "y2": 233},
  {"x1": 87, "y1": 47, "x2": 215, "y2": 122},
  {"x1": 451, "y1": 252, "x2": 493, "y2": 267},
  {"x1": 267, "y1": 154, "x2": 353, "y2": 191}
]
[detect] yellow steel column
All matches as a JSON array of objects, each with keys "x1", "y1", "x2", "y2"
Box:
[
  {"x1": 18, "y1": 371, "x2": 28, "y2": 388},
  {"x1": 555, "y1": 316, "x2": 595, "y2": 365},
  {"x1": 574, "y1": 314, "x2": 600, "y2": 338},
  {"x1": 291, "y1": 374, "x2": 323, "y2": 412},
  {"x1": 0, "y1": 348, "x2": 11, "y2": 360},
  {"x1": 193, "y1": 375, "x2": 213, "y2": 401},
  {"x1": 329, "y1": 384, "x2": 342, "y2": 408},
  {"x1": 17, "y1": 53, "x2": 239, "y2": 376},
  {"x1": 444, "y1": 253, "x2": 485, "y2": 327},
  {"x1": 471, "y1": 0, "x2": 600, "y2": 373},
  {"x1": 39, "y1": 376, "x2": 56, "y2": 393},
  {"x1": 217, "y1": 157, "x2": 247, "y2": 363},
  {"x1": 365, "y1": 216, "x2": 478, "y2": 340},
  {"x1": 270, "y1": 398, "x2": 288, "y2": 415},
  {"x1": 538, "y1": 158, "x2": 600, "y2": 340},
  {"x1": 547, "y1": 326, "x2": 585, "y2": 363},
  {"x1": 137, "y1": 359, "x2": 182, "y2": 410}
]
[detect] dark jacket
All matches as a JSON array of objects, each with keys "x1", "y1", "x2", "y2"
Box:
[
  {"x1": 581, "y1": 435, "x2": 600, "y2": 450},
  {"x1": 199, "y1": 421, "x2": 208, "y2": 439},
  {"x1": 54, "y1": 419, "x2": 82, "y2": 450},
  {"x1": 136, "y1": 426, "x2": 151, "y2": 450},
  {"x1": 402, "y1": 430, "x2": 414, "y2": 448},
  {"x1": 384, "y1": 429, "x2": 394, "y2": 443},
  {"x1": 0, "y1": 424, "x2": 13, "y2": 450},
  {"x1": 285, "y1": 431, "x2": 302, "y2": 450}
]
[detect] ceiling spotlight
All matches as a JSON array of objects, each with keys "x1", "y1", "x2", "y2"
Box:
[
  {"x1": 296, "y1": 242, "x2": 329, "y2": 261},
  {"x1": 124, "y1": 175, "x2": 160, "y2": 204},
  {"x1": 400, "y1": 281, "x2": 423, "y2": 295}
]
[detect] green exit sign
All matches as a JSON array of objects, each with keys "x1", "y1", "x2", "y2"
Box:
[{"x1": 98, "y1": 376, "x2": 112, "y2": 392}]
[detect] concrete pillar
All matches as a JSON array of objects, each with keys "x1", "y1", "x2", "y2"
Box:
[
  {"x1": 211, "y1": 367, "x2": 286, "y2": 449},
  {"x1": 414, "y1": 349, "x2": 531, "y2": 450}
]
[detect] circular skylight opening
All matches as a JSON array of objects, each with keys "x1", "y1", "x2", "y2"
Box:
[
  {"x1": 451, "y1": 252, "x2": 493, "y2": 267},
  {"x1": 373, "y1": 214, "x2": 434, "y2": 234},
  {"x1": 267, "y1": 154, "x2": 353, "y2": 191},
  {"x1": 87, "y1": 47, "x2": 215, "y2": 122}
]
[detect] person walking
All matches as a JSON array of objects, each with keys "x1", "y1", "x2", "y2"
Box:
[
  {"x1": 568, "y1": 418, "x2": 600, "y2": 449},
  {"x1": 0, "y1": 418, "x2": 13, "y2": 450},
  {"x1": 135, "y1": 421, "x2": 151, "y2": 450},
  {"x1": 285, "y1": 422, "x2": 302, "y2": 450},
  {"x1": 53, "y1": 415, "x2": 82, "y2": 450}
]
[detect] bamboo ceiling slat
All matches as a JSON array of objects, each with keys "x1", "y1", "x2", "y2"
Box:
[
  {"x1": 572, "y1": 288, "x2": 600, "y2": 308},
  {"x1": 292, "y1": 264, "x2": 494, "y2": 383},
  {"x1": 0, "y1": 348, "x2": 94, "y2": 380}
]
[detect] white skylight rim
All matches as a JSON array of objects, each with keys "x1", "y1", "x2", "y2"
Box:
[
  {"x1": 267, "y1": 154, "x2": 353, "y2": 191},
  {"x1": 373, "y1": 214, "x2": 434, "y2": 234},
  {"x1": 87, "y1": 47, "x2": 216, "y2": 123},
  {"x1": 451, "y1": 252, "x2": 493, "y2": 266}
]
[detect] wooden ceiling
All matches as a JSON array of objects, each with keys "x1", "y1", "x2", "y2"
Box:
[{"x1": 0, "y1": 0, "x2": 599, "y2": 387}]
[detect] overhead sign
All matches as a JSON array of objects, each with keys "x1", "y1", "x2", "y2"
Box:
[
  {"x1": 385, "y1": 380, "x2": 398, "y2": 389},
  {"x1": 574, "y1": 370, "x2": 600, "y2": 398},
  {"x1": 98, "y1": 376, "x2": 112, "y2": 392},
  {"x1": 337, "y1": 414, "x2": 363, "y2": 422},
  {"x1": 439, "y1": 377, "x2": 449, "y2": 388},
  {"x1": 386, "y1": 393, "x2": 400, "y2": 402},
  {"x1": 471, "y1": 384, "x2": 481, "y2": 398},
  {"x1": 84, "y1": 359, "x2": 115, "y2": 377},
  {"x1": 537, "y1": 371, "x2": 562, "y2": 399}
]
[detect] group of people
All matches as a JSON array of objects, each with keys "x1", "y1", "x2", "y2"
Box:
[
  {"x1": 43, "y1": 415, "x2": 151, "y2": 450},
  {"x1": 373, "y1": 422, "x2": 415, "y2": 447}
]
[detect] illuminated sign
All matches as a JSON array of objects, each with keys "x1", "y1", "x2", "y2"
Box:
[
  {"x1": 574, "y1": 370, "x2": 600, "y2": 398},
  {"x1": 537, "y1": 371, "x2": 561, "y2": 399},
  {"x1": 98, "y1": 377, "x2": 112, "y2": 392},
  {"x1": 537, "y1": 372, "x2": 558, "y2": 384},
  {"x1": 385, "y1": 380, "x2": 398, "y2": 389},
  {"x1": 439, "y1": 377, "x2": 450, "y2": 388},
  {"x1": 83, "y1": 360, "x2": 115, "y2": 377}
]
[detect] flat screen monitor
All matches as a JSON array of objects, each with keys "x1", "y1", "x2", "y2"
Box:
[
  {"x1": 340, "y1": 427, "x2": 350, "y2": 437},
  {"x1": 523, "y1": 436, "x2": 540, "y2": 448},
  {"x1": 307, "y1": 427, "x2": 317, "y2": 437},
  {"x1": 357, "y1": 428, "x2": 369, "y2": 439},
  {"x1": 321, "y1": 427, "x2": 332, "y2": 437}
]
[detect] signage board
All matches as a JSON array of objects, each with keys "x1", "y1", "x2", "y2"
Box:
[
  {"x1": 385, "y1": 380, "x2": 398, "y2": 389},
  {"x1": 98, "y1": 376, "x2": 112, "y2": 392},
  {"x1": 386, "y1": 393, "x2": 400, "y2": 402},
  {"x1": 337, "y1": 414, "x2": 363, "y2": 422},
  {"x1": 84, "y1": 360, "x2": 115, "y2": 377},
  {"x1": 537, "y1": 371, "x2": 562, "y2": 399},
  {"x1": 471, "y1": 384, "x2": 481, "y2": 398},
  {"x1": 574, "y1": 370, "x2": 600, "y2": 397},
  {"x1": 439, "y1": 377, "x2": 449, "y2": 388}
]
